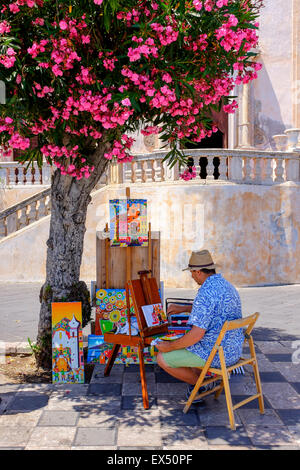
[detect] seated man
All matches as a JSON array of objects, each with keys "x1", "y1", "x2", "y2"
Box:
[{"x1": 156, "y1": 249, "x2": 244, "y2": 400}]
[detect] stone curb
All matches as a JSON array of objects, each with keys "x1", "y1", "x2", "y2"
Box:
[{"x1": 0, "y1": 341, "x2": 89, "y2": 356}]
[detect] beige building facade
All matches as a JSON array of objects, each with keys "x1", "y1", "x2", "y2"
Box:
[{"x1": 0, "y1": 3, "x2": 300, "y2": 288}]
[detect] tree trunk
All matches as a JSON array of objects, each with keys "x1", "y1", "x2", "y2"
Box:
[{"x1": 36, "y1": 144, "x2": 110, "y2": 369}]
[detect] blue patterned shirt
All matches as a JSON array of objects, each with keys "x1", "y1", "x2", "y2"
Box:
[{"x1": 187, "y1": 274, "x2": 244, "y2": 368}]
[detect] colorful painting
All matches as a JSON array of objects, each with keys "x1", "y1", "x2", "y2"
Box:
[
  {"x1": 52, "y1": 302, "x2": 85, "y2": 384},
  {"x1": 141, "y1": 303, "x2": 167, "y2": 328},
  {"x1": 95, "y1": 288, "x2": 134, "y2": 334},
  {"x1": 109, "y1": 199, "x2": 148, "y2": 247},
  {"x1": 87, "y1": 335, "x2": 157, "y2": 365}
]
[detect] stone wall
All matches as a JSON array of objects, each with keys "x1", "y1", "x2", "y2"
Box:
[{"x1": 1, "y1": 181, "x2": 300, "y2": 288}]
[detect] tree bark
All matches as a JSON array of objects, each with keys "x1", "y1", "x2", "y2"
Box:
[{"x1": 36, "y1": 143, "x2": 110, "y2": 368}]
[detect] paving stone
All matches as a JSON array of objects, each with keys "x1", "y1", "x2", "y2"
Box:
[
  {"x1": 38, "y1": 410, "x2": 79, "y2": 426},
  {"x1": 77, "y1": 409, "x2": 117, "y2": 428},
  {"x1": 155, "y1": 371, "x2": 182, "y2": 383},
  {"x1": 0, "y1": 409, "x2": 42, "y2": 426},
  {"x1": 265, "y1": 354, "x2": 292, "y2": 363},
  {"x1": 287, "y1": 425, "x2": 300, "y2": 445},
  {"x1": 291, "y1": 383, "x2": 300, "y2": 394},
  {"x1": 205, "y1": 425, "x2": 252, "y2": 446},
  {"x1": 121, "y1": 396, "x2": 157, "y2": 410},
  {"x1": 159, "y1": 407, "x2": 200, "y2": 427},
  {"x1": 237, "y1": 409, "x2": 284, "y2": 427},
  {"x1": 74, "y1": 427, "x2": 117, "y2": 447},
  {"x1": 7, "y1": 393, "x2": 49, "y2": 411},
  {"x1": 47, "y1": 394, "x2": 121, "y2": 411},
  {"x1": 123, "y1": 372, "x2": 155, "y2": 384},
  {"x1": 0, "y1": 426, "x2": 33, "y2": 447},
  {"x1": 161, "y1": 425, "x2": 207, "y2": 448},
  {"x1": 259, "y1": 371, "x2": 287, "y2": 383},
  {"x1": 255, "y1": 341, "x2": 292, "y2": 354},
  {"x1": 87, "y1": 383, "x2": 121, "y2": 396},
  {"x1": 122, "y1": 381, "x2": 156, "y2": 397},
  {"x1": 117, "y1": 424, "x2": 162, "y2": 447},
  {"x1": 245, "y1": 425, "x2": 295, "y2": 447},
  {"x1": 273, "y1": 363, "x2": 300, "y2": 382},
  {"x1": 156, "y1": 382, "x2": 187, "y2": 397},
  {"x1": 262, "y1": 383, "x2": 300, "y2": 409},
  {"x1": 117, "y1": 409, "x2": 161, "y2": 427},
  {"x1": 27, "y1": 426, "x2": 77, "y2": 448},
  {"x1": 276, "y1": 409, "x2": 300, "y2": 426}
]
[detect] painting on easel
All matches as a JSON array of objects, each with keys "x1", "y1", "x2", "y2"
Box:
[
  {"x1": 52, "y1": 302, "x2": 85, "y2": 384},
  {"x1": 109, "y1": 199, "x2": 148, "y2": 247}
]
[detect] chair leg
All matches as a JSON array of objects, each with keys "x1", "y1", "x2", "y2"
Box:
[
  {"x1": 248, "y1": 337, "x2": 265, "y2": 414},
  {"x1": 219, "y1": 348, "x2": 236, "y2": 430}
]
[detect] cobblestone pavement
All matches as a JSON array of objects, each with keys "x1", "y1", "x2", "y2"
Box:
[{"x1": 0, "y1": 283, "x2": 300, "y2": 450}]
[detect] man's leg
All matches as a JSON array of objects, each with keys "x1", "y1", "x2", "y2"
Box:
[{"x1": 156, "y1": 352, "x2": 200, "y2": 385}]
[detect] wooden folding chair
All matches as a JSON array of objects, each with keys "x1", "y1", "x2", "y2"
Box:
[{"x1": 183, "y1": 312, "x2": 264, "y2": 430}]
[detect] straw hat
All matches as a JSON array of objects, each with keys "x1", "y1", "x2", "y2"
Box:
[{"x1": 182, "y1": 249, "x2": 220, "y2": 272}]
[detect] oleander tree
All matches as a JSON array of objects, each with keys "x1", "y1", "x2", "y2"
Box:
[{"x1": 0, "y1": 0, "x2": 263, "y2": 367}]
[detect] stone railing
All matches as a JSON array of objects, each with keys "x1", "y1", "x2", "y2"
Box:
[
  {"x1": 106, "y1": 149, "x2": 300, "y2": 186},
  {"x1": 0, "y1": 187, "x2": 51, "y2": 238},
  {"x1": 0, "y1": 161, "x2": 52, "y2": 186}
]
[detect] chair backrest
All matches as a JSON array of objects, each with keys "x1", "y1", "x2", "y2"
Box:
[
  {"x1": 215, "y1": 312, "x2": 260, "y2": 346},
  {"x1": 201, "y1": 313, "x2": 260, "y2": 371}
]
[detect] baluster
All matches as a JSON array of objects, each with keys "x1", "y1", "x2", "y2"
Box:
[
  {"x1": 163, "y1": 160, "x2": 175, "y2": 181},
  {"x1": 274, "y1": 158, "x2": 285, "y2": 183},
  {"x1": 262, "y1": 157, "x2": 274, "y2": 184},
  {"x1": 243, "y1": 156, "x2": 252, "y2": 183},
  {"x1": 153, "y1": 159, "x2": 163, "y2": 182},
  {"x1": 141, "y1": 160, "x2": 148, "y2": 183},
  {"x1": 14, "y1": 167, "x2": 19, "y2": 184},
  {"x1": 27, "y1": 201, "x2": 38, "y2": 224},
  {"x1": 38, "y1": 167, "x2": 43, "y2": 185},
  {"x1": 228, "y1": 155, "x2": 243, "y2": 182},
  {"x1": 0, "y1": 217, "x2": 7, "y2": 238},
  {"x1": 285, "y1": 157, "x2": 299, "y2": 182},
  {"x1": 22, "y1": 167, "x2": 27, "y2": 185},
  {"x1": 31, "y1": 166, "x2": 35, "y2": 185},
  {"x1": 123, "y1": 162, "x2": 132, "y2": 184},
  {"x1": 38, "y1": 197, "x2": 47, "y2": 218},
  {"x1": 6, "y1": 167, "x2": 10, "y2": 185},
  {"x1": 206, "y1": 155, "x2": 215, "y2": 180},
  {"x1": 6, "y1": 212, "x2": 18, "y2": 235},
  {"x1": 18, "y1": 206, "x2": 28, "y2": 229},
  {"x1": 218, "y1": 155, "x2": 228, "y2": 180},
  {"x1": 253, "y1": 157, "x2": 262, "y2": 184}
]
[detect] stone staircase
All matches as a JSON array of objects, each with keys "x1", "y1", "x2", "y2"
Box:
[{"x1": 0, "y1": 187, "x2": 51, "y2": 239}]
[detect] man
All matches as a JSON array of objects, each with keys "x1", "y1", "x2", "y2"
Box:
[{"x1": 156, "y1": 249, "x2": 244, "y2": 400}]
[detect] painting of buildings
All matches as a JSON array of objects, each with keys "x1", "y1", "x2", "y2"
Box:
[{"x1": 52, "y1": 302, "x2": 85, "y2": 384}]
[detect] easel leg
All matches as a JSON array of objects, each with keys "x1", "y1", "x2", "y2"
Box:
[
  {"x1": 104, "y1": 344, "x2": 121, "y2": 377},
  {"x1": 138, "y1": 344, "x2": 149, "y2": 409}
]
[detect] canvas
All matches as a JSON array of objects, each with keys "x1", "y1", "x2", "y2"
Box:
[
  {"x1": 141, "y1": 303, "x2": 167, "y2": 328},
  {"x1": 87, "y1": 335, "x2": 157, "y2": 365},
  {"x1": 52, "y1": 302, "x2": 85, "y2": 384},
  {"x1": 109, "y1": 198, "x2": 148, "y2": 247},
  {"x1": 95, "y1": 288, "x2": 134, "y2": 334}
]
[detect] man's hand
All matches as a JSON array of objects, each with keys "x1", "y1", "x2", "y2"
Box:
[
  {"x1": 167, "y1": 303, "x2": 192, "y2": 316},
  {"x1": 155, "y1": 341, "x2": 174, "y2": 353}
]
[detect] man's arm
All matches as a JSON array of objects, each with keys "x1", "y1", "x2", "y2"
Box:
[
  {"x1": 156, "y1": 326, "x2": 205, "y2": 354},
  {"x1": 167, "y1": 303, "x2": 193, "y2": 316}
]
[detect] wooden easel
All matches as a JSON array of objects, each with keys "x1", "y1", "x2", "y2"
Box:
[{"x1": 104, "y1": 271, "x2": 168, "y2": 409}]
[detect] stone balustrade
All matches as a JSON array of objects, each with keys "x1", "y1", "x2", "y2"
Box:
[
  {"x1": 107, "y1": 149, "x2": 300, "y2": 186},
  {"x1": 0, "y1": 188, "x2": 51, "y2": 238},
  {"x1": 0, "y1": 161, "x2": 52, "y2": 186}
]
